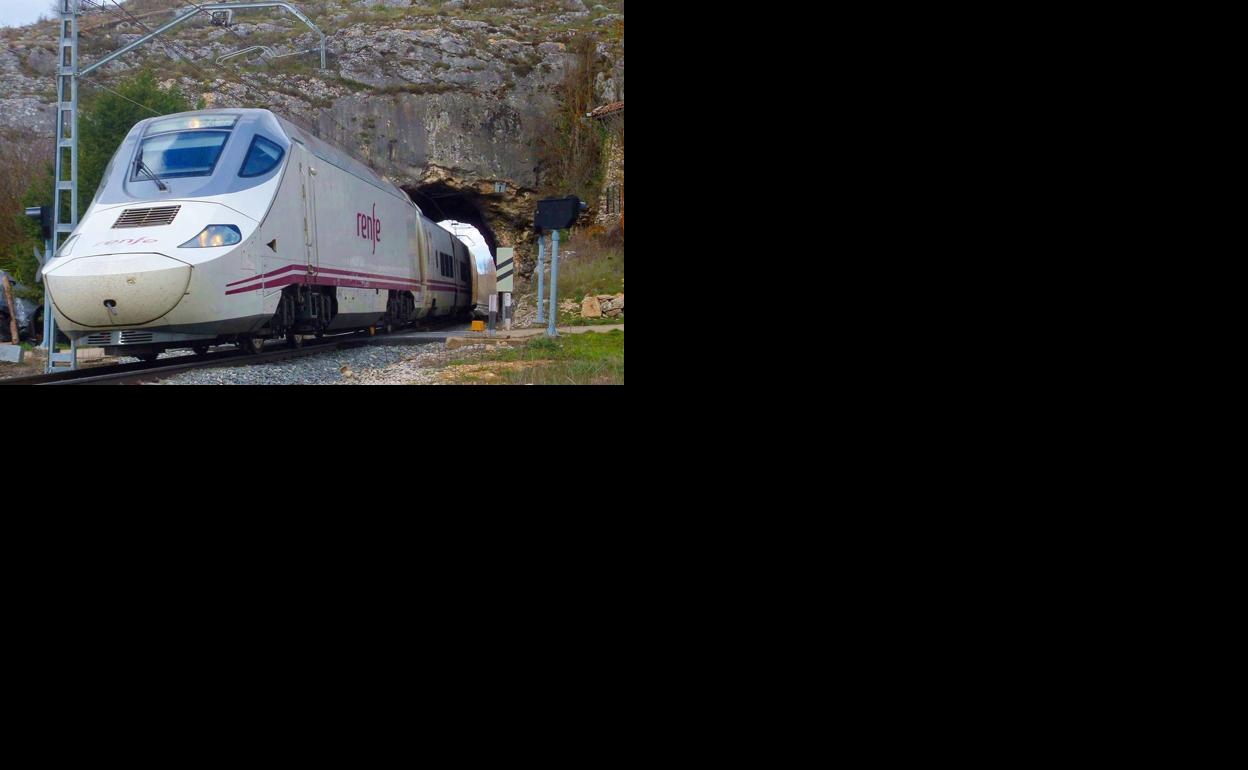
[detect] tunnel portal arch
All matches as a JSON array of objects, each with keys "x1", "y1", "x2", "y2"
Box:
[{"x1": 405, "y1": 182, "x2": 499, "y2": 262}]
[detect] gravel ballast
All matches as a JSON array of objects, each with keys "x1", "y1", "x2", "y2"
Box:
[{"x1": 153, "y1": 341, "x2": 494, "y2": 385}]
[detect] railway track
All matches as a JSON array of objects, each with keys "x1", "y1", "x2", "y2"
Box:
[{"x1": 0, "y1": 322, "x2": 464, "y2": 386}]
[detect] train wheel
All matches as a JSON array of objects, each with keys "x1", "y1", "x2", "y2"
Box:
[
  {"x1": 287, "y1": 332, "x2": 304, "y2": 349},
  {"x1": 240, "y1": 336, "x2": 264, "y2": 355},
  {"x1": 137, "y1": 352, "x2": 160, "y2": 363},
  {"x1": 192, "y1": 345, "x2": 210, "y2": 356}
]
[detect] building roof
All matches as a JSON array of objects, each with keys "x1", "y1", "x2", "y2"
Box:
[{"x1": 586, "y1": 101, "x2": 624, "y2": 119}]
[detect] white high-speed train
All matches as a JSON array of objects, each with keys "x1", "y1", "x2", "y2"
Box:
[{"x1": 42, "y1": 108, "x2": 495, "y2": 360}]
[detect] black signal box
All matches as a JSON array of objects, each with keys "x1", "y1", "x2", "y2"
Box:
[
  {"x1": 534, "y1": 196, "x2": 587, "y2": 231},
  {"x1": 25, "y1": 205, "x2": 53, "y2": 241}
]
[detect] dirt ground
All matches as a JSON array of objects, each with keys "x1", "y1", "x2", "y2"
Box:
[{"x1": 0, "y1": 348, "x2": 122, "y2": 380}]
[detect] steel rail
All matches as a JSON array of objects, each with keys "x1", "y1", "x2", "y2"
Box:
[{"x1": 0, "y1": 322, "x2": 462, "y2": 386}]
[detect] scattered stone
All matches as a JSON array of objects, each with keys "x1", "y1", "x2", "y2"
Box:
[
  {"x1": 581, "y1": 296, "x2": 602, "y2": 318},
  {"x1": 0, "y1": 344, "x2": 24, "y2": 364}
]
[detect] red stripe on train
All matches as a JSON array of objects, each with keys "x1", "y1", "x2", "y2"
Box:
[
  {"x1": 227, "y1": 264, "x2": 424, "y2": 289},
  {"x1": 225, "y1": 274, "x2": 427, "y2": 296}
]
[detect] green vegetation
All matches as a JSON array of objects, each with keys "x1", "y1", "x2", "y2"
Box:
[
  {"x1": 535, "y1": 32, "x2": 607, "y2": 203},
  {"x1": 550, "y1": 230, "x2": 625, "y2": 300},
  {"x1": 449, "y1": 329, "x2": 623, "y2": 385},
  {"x1": 0, "y1": 133, "x2": 53, "y2": 298}
]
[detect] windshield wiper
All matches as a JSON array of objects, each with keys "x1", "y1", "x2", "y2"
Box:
[{"x1": 135, "y1": 158, "x2": 169, "y2": 192}]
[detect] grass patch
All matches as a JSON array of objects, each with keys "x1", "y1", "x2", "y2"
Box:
[
  {"x1": 548, "y1": 230, "x2": 624, "y2": 301},
  {"x1": 448, "y1": 329, "x2": 622, "y2": 385}
]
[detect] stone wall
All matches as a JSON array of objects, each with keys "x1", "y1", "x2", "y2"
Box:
[
  {"x1": 595, "y1": 132, "x2": 624, "y2": 229},
  {"x1": 562, "y1": 292, "x2": 623, "y2": 319}
]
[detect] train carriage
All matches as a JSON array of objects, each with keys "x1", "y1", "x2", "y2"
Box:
[{"x1": 41, "y1": 108, "x2": 493, "y2": 360}]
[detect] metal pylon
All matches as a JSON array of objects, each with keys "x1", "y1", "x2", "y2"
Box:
[{"x1": 47, "y1": 0, "x2": 79, "y2": 372}]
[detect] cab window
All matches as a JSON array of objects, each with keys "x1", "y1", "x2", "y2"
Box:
[
  {"x1": 133, "y1": 130, "x2": 230, "y2": 180},
  {"x1": 239, "y1": 135, "x2": 284, "y2": 178}
]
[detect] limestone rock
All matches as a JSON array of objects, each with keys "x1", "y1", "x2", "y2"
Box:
[
  {"x1": 581, "y1": 296, "x2": 602, "y2": 318},
  {"x1": 0, "y1": 0, "x2": 624, "y2": 264}
]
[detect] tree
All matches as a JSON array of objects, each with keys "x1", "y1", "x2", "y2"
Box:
[
  {"x1": 0, "y1": 134, "x2": 52, "y2": 297},
  {"x1": 78, "y1": 70, "x2": 192, "y2": 217}
]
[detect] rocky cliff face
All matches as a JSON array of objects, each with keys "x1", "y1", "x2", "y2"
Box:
[{"x1": 0, "y1": 0, "x2": 624, "y2": 281}]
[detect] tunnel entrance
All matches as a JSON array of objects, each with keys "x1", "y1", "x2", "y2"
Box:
[{"x1": 405, "y1": 182, "x2": 498, "y2": 262}]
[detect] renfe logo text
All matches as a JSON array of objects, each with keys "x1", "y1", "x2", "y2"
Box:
[
  {"x1": 94, "y1": 237, "x2": 157, "y2": 247},
  {"x1": 357, "y1": 205, "x2": 381, "y2": 254}
]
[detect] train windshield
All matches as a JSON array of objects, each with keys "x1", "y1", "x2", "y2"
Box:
[{"x1": 132, "y1": 131, "x2": 231, "y2": 181}]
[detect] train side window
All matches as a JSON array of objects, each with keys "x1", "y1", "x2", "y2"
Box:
[{"x1": 239, "y1": 135, "x2": 284, "y2": 177}]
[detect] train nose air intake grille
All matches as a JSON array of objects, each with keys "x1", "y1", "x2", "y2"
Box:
[
  {"x1": 86, "y1": 332, "x2": 112, "y2": 346},
  {"x1": 112, "y1": 205, "x2": 181, "y2": 229},
  {"x1": 119, "y1": 331, "x2": 154, "y2": 345}
]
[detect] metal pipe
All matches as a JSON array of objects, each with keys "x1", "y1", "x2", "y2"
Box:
[
  {"x1": 535, "y1": 233, "x2": 546, "y2": 324},
  {"x1": 546, "y1": 229, "x2": 560, "y2": 338}
]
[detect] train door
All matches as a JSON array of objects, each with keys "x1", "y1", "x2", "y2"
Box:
[{"x1": 298, "y1": 146, "x2": 320, "y2": 276}]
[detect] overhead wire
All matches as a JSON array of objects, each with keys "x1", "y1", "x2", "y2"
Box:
[{"x1": 80, "y1": 1, "x2": 384, "y2": 183}]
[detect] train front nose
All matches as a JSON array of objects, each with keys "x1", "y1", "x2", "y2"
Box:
[{"x1": 44, "y1": 252, "x2": 191, "y2": 327}]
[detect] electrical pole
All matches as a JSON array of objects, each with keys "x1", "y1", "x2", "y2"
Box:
[{"x1": 45, "y1": 0, "x2": 79, "y2": 372}]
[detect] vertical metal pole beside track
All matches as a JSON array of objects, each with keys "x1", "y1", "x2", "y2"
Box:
[
  {"x1": 47, "y1": 0, "x2": 79, "y2": 372},
  {"x1": 546, "y1": 229, "x2": 560, "y2": 338},
  {"x1": 535, "y1": 233, "x2": 546, "y2": 324}
]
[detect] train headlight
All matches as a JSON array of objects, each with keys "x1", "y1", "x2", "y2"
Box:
[{"x1": 180, "y1": 225, "x2": 241, "y2": 248}]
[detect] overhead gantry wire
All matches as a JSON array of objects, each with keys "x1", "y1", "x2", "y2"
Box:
[
  {"x1": 98, "y1": 1, "x2": 340, "y2": 138},
  {"x1": 78, "y1": 79, "x2": 163, "y2": 116},
  {"x1": 93, "y1": 0, "x2": 287, "y2": 115},
  {"x1": 102, "y1": 0, "x2": 220, "y2": 84},
  {"x1": 83, "y1": 1, "x2": 370, "y2": 175},
  {"x1": 78, "y1": 1, "x2": 218, "y2": 113}
]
